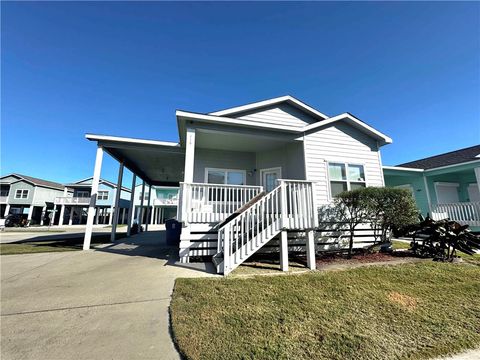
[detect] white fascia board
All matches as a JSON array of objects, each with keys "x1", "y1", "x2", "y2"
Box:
[
  {"x1": 85, "y1": 134, "x2": 180, "y2": 147},
  {"x1": 209, "y1": 95, "x2": 328, "y2": 120},
  {"x1": 176, "y1": 110, "x2": 301, "y2": 133},
  {"x1": 303, "y1": 113, "x2": 393, "y2": 145},
  {"x1": 382, "y1": 166, "x2": 425, "y2": 172}
]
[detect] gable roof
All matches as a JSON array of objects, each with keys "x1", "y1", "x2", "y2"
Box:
[
  {"x1": 398, "y1": 144, "x2": 480, "y2": 170},
  {"x1": 0, "y1": 173, "x2": 65, "y2": 191},
  {"x1": 209, "y1": 95, "x2": 329, "y2": 120},
  {"x1": 65, "y1": 177, "x2": 131, "y2": 192}
]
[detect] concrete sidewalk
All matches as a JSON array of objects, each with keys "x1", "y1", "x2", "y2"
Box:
[{"x1": 1, "y1": 230, "x2": 216, "y2": 360}]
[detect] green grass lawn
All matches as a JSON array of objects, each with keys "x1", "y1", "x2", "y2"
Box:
[
  {"x1": 0, "y1": 234, "x2": 127, "y2": 255},
  {"x1": 171, "y1": 262, "x2": 480, "y2": 360}
]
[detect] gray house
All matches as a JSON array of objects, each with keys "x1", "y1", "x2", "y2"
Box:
[
  {"x1": 0, "y1": 173, "x2": 66, "y2": 225},
  {"x1": 82, "y1": 95, "x2": 392, "y2": 275}
]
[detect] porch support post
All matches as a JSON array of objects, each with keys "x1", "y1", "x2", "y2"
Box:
[
  {"x1": 138, "y1": 181, "x2": 145, "y2": 226},
  {"x1": 59, "y1": 205, "x2": 65, "y2": 226},
  {"x1": 4, "y1": 204, "x2": 10, "y2": 217},
  {"x1": 84, "y1": 146, "x2": 104, "y2": 250},
  {"x1": 69, "y1": 206, "x2": 74, "y2": 225},
  {"x1": 126, "y1": 174, "x2": 136, "y2": 236},
  {"x1": 306, "y1": 229, "x2": 316, "y2": 270},
  {"x1": 27, "y1": 205, "x2": 34, "y2": 223},
  {"x1": 423, "y1": 174, "x2": 432, "y2": 214},
  {"x1": 145, "y1": 185, "x2": 152, "y2": 231},
  {"x1": 40, "y1": 206, "x2": 46, "y2": 225},
  {"x1": 184, "y1": 127, "x2": 196, "y2": 183},
  {"x1": 95, "y1": 207, "x2": 99, "y2": 225},
  {"x1": 111, "y1": 162, "x2": 124, "y2": 242},
  {"x1": 280, "y1": 231, "x2": 288, "y2": 272},
  {"x1": 475, "y1": 167, "x2": 480, "y2": 194}
]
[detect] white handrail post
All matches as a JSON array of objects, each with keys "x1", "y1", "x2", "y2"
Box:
[
  {"x1": 280, "y1": 230, "x2": 288, "y2": 272},
  {"x1": 224, "y1": 229, "x2": 230, "y2": 275},
  {"x1": 126, "y1": 174, "x2": 136, "y2": 237},
  {"x1": 84, "y1": 146, "x2": 104, "y2": 250},
  {"x1": 280, "y1": 180, "x2": 288, "y2": 229},
  {"x1": 311, "y1": 182, "x2": 319, "y2": 228}
]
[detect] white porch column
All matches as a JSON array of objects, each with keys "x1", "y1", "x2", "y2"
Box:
[
  {"x1": 69, "y1": 206, "x2": 74, "y2": 226},
  {"x1": 27, "y1": 205, "x2": 34, "y2": 223},
  {"x1": 40, "y1": 206, "x2": 46, "y2": 225},
  {"x1": 4, "y1": 204, "x2": 10, "y2": 217},
  {"x1": 184, "y1": 127, "x2": 196, "y2": 183},
  {"x1": 59, "y1": 205, "x2": 65, "y2": 226},
  {"x1": 145, "y1": 185, "x2": 152, "y2": 231},
  {"x1": 95, "y1": 207, "x2": 99, "y2": 224},
  {"x1": 126, "y1": 174, "x2": 137, "y2": 236},
  {"x1": 306, "y1": 230, "x2": 316, "y2": 270},
  {"x1": 111, "y1": 162, "x2": 124, "y2": 242},
  {"x1": 138, "y1": 181, "x2": 145, "y2": 225},
  {"x1": 280, "y1": 231, "x2": 288, "y2": 272},
  {"x1": 475, "y1": 167, "x2": 480, "y2": 194},
  {"x1": 121, "y1": 208, "x2": 126, "y2": 224},
  {"x1": 84, "y1": 146, "x2": 104, "y2": 250}
]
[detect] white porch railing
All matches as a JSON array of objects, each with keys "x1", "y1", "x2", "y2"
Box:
[
  {"x1": 55, "y1": 196, "x2": 91, "y2": 205},
  {"x1": 218, "y1": 180, "x2": 318, "y2": 275},
  {"x1": 154, "y1": 198, "x2": 178, "y2": 206},
  {"x1": 179, "y1": 182, "x2": 263, "y2": 223},
  {"x1": 431, "y1": 202, "x2": 480, "y2": 226},
  {"x1": 0, "y1": 196, "x2": 8, "y2": 203}
]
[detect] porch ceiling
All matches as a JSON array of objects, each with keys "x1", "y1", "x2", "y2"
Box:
[
  {"x1": 86, "y1": 135, "x2": 185, "y2": 186},
  {"x1": 195, "y1": 128, "x2": 300, "y2": 152}
]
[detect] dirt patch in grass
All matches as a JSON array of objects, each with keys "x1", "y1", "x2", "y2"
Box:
[
  {"x1": 171, "y1": 262, "x2": 480, "y2": 360},
  {"x1": 388, "y1": 291, "x2": 418, "y2": 311}
]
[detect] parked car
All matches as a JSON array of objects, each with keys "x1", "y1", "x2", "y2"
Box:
[{"x1": 4, "y1": 214, "x2": 26, "y2": 227}]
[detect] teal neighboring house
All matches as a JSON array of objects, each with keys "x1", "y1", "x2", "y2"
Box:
[
  {"x1": 133, "y1": 184, "x2": 178, "y2": 225},
  {"x1": 384, "y1": 145, "x2": 480, "y2": 229}
]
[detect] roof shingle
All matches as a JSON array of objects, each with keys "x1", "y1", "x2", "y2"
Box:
[{"x1": 398, "y1": 145, "x2": 480, "y2": 170}]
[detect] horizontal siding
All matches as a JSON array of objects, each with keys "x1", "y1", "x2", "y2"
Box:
[
  {"x1": 304, "y1": 122, "x2": 384, "y2": 205},
  {"x1": 234, "y1": 104, "x2": 318, "y2": 128}
]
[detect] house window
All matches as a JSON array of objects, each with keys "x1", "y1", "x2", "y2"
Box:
[
  {"x1": 328, "y1": 163, "x2": 366, "y2": 197},
  {"x1": 14, "y1": 189, "x2": 29, "y2": 199},
  {"x1": 205, "y1": 168, "x2": 246, "y2": 185},
  {"x1": 77, "y1": 190, "x2": 90, "y2": 198},
  {"x1": 97, "y1": 191, "x2": 109, "y2": 200}
]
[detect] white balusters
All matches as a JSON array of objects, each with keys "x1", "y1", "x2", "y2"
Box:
[{"x1": 431, "y1": 201, "x2": 480, "y2": 226}]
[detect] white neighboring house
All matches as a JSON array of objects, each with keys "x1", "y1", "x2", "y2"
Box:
[{"x1": 82, "y1": 95, "x2": 392, "y2": 275}]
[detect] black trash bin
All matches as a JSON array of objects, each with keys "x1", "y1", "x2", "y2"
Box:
[{"x1": 165, "y1": 218, "x2": 181, "y2": 246}]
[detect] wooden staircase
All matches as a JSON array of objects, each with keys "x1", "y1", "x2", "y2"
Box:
[{"x1": 213, "y1": 180, "x2": 318, "y2": 275}]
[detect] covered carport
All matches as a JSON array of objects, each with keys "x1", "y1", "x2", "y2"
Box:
[{"x1": 83, "y1": 134, "x2": 185, "y2": 250}]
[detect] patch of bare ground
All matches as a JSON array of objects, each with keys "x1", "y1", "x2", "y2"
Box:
[{"x1": 388, "y1": 291, "x2": 418, "y2": 311}]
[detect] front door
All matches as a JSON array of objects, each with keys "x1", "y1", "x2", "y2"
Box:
[
  {"x1": 435, "y1": 183, "x2": 460, "y2": 204},
  {"x1": 467, "y1": 183, "x2": 480, "y2": 202},
  {"x1": 261, "y1": 167, "x2": 282, "y2": 192}
]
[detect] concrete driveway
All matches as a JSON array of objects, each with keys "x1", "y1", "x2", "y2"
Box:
[{"x1": 1, "y1": 230, "x2": 216, "y2": 360}]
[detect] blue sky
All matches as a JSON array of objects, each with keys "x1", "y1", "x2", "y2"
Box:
[{"x1": 2, "y1": 1, "x2": 479, "y2": 186}]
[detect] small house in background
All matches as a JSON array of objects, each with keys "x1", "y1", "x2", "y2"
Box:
[
  {"x1": 0, "y1": 173, "x2": 65, "y2": 225},
  {"x1": 383, "y1": 145, "x2": 480, "y2": 229},
  {"x1": 133, "y1": 184, "x2": 178, "y2": 225},
  {"x1": 53, "y1": 177, "x2": 132, "y2": 226}
]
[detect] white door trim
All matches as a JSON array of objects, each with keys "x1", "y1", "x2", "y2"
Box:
[{"x1": 260, "y1": 167, "x2": 282, "y2": 189}]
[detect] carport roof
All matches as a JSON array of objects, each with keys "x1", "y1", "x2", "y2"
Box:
[{"x1": 86, "y1": 134, "x2": 185, "y2": 186}]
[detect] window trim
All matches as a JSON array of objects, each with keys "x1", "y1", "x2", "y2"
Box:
[
  {"x1": 14, "y1": 189, "x2": 29, "y2": 199},
  {"x1": 327, "y1": 162, "x2": 367, "y2": 200},
  {"x1": 204, "y1": 167, "x2": 247, "y2": 186},
  {"x1": 97, "y1": 190, "x2": 109, "y2": 201}
]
